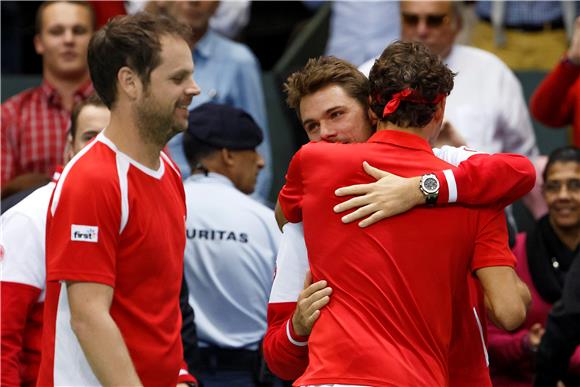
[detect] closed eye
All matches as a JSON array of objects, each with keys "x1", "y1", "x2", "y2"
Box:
[
  {"x1": 305, "y1": 123, "x2": 320, "y2": 134},
  {"x1": 330, "y1": 111, "x2": 344, "y2": 119}
]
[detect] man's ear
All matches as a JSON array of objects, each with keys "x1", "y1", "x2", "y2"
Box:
[
  {"x1": 434, "y1": 97, "x2": 447, "y2": 122},
  {"x1": 117, "y1": 66, "x2": 141, "y2": 100},
  {"x1": 63, "y1": 133, "x2": 74, "y2": 164},
  {"x1": 221, "y1": 148, "x2": 235, "y2": 167},
  {"x1": 33, "y1": 34, "x2": 44, "y2": 55},
  {"x1": 367, "y1": 96, "x2": 379, "y2": 125}
]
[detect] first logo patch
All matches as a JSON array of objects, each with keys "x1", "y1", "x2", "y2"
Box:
[{"x1": 71, "y1": 224, "x2": 99, "y2": 243}]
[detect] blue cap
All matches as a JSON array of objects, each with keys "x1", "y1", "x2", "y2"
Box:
[{"x1": 186, "y1": 103, "x2": 263, "y2": 150}]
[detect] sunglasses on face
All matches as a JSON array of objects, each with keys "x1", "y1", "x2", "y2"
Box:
[{"x1": 402, "y1": 13, "x2": 449, "y2": 28}]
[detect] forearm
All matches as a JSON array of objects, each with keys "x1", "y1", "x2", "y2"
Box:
[
  {"x1": 71, "y1": 310, "x2": 142, "y2": 386},
  {"x1": 478, "y1": 267, "x2": 531, "y2": 331},
  {"x1": 263, "y1": 302, "x2": 308, "y2": 380},
  {"x1": 530, "y1": 60, "x2": 579, "y2": 128},
  {"x1": 275, "y1": 200, "x2": 288, "y2": 230},
  {"x1": 434, "y1": 153, "x2": 535, "y2": 208}
]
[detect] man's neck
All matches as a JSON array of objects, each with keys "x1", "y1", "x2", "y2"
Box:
[
  {"x1": 189, "y1": 24, "x2": 209, "y2": 48},
  {"x1": 105, "y1": 109, "x2": 163, "y2": 170},
  {"x1": 43, "y1": 70, "x2": 90, "y2": 111},
  {"x1": 376, "y1": 121, "x2": 426, "y2": 139},
  {"x1": 551, "y1": 220, "x2": 580, "y2": 251}
]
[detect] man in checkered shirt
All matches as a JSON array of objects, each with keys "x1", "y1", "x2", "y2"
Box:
[{"x1": 1, "y1": 1, "x2": 95, "y2": 198}]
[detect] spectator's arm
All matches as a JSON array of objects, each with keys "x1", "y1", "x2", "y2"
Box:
[
  {"x1": 530, "y1": 17, "x2": 580, "y2": 129},
  {"x1": 530, "y1": 59, "x2": 580, "y2": 129},
  {"x1": 486, "y1": 321, "x2": 533, "y2": 372}
]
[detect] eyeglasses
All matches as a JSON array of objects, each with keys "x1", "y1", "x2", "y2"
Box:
[
  {"x1": 544, "y1": 179, "x2": 580, "y2": 194},
  {"x1": 402, "y1": 13, "x2": 450, "y2": 28}
]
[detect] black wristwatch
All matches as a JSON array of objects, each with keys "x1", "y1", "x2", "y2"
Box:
[{"x1": 419, "y1": 173, "x2": 440, "y2": 206}]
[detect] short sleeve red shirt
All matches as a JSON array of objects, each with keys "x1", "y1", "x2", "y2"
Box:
[
  {"x1": 278, "y1": 130, "x2": 515, "y2": 387},
  {"x1": 37, "y1": 133, "x2": 187, "y2": 387}
]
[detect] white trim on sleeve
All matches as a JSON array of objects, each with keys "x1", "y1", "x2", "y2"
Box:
[
  {"x1": 286, "y1": 320, "x2": 308, "y2": 347},
  {"x1": 443, "y1": 169, "x2": 457, "y2": 203}
]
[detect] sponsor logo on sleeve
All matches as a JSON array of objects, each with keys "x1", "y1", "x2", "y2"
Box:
[{"x1": 71, "y1": 225, "x2": 99, "y2": 243}]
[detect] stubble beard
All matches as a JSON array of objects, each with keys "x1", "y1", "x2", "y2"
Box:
[{"x1": 134, "y1": 94, "x2": 185, "y2": 148}]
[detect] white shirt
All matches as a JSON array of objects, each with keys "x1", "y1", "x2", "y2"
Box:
[
  {"x1": 325, "y1": 1, "x2": 400, "y2": 67},
  {"x1": 1, "y1": 182, "x2": 55, "y2": 300},
  {"x1": 183, "y1": 172, "x2": 280, "y2": 350},
  {"x1": 359, "y1": 44, "x2": 539, "y2": 159}
]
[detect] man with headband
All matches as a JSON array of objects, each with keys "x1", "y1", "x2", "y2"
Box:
[{"x1": 271, "y1": 41, "x2": 531, "y2": 386}]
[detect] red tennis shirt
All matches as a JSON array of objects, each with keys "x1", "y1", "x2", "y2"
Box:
[
  {"x1": 37, "y1": 133, "x2": 188, "y2": 386},
  {"x1": 278, "y1": 130, "x2": 515, "y2": 386}
]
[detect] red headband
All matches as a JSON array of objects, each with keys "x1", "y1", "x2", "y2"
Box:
[{"x1": 381, "y1": 88, "x2": 445, "y2": 118}]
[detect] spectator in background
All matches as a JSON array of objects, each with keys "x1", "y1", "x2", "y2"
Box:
[
  {"x1": 1, "y1": 94, "x2": 109, "y2": 387},
  {"x1": 181, "y1": 103, "x2": 280, "y2": 386},
  {"x1": 472, "y1": 1, "x2": 577, "y2": 71},
  {"x1": 536, "y1": 250, "x2": 580, "y2": 387},
  {"x1": 147, "y1": 1, "x2": 272, "y2": 204},
  {"x1": 1, "y1": 1, "x2": 95, "y2": 198},
  {"x1": 487, "y1": 146, "x2": 580, "y2": 387},
  {"x1": 324, "y1": 1, "x2": 400, "y2": 67},
  {"x1": 87, "y1": 1, "x2": 126, "y2": 29},
  {"x1": 360, "y1": 0, "x2": 544, "y2": 219},
  {"x1": 531, "y1": 16, "x2": 580, "y2": 148},
  {"x1": 210, "y1": 0, "x2": 251, "y2": 40}
]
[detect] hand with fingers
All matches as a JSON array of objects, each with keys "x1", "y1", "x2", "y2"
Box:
[
  {"x1": 524, "y1": 323, "x2": 545, "y2": 353},
  {"x1": 291, "y1": 271, "x2": 332, "y2": 337},
  {"x1": 333, "y1": 161, "x2": 424, "y2": 228}
]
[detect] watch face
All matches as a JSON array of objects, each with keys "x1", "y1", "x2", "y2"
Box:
[{"x1": 423, "y1": 177, "x2": 439, "y2": 193}]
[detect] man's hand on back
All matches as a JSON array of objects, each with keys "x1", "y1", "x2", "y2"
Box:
[
  {"x1": 291, "y1": 271, "x2": 332, "y2": 337},
  {"x1": 334, "y1": 162, "x2": 424, "y2": 228}
]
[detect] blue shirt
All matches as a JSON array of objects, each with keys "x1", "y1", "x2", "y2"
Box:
[
  {"x1": 476, "y1": 1, "x2": 578, "y2": 26},
  {"x1": 168, "y1": 30, "x2": 272, "y2": 204},
  {"x1": 325, "y1": 1, "x2": 400, "y2": 66},
  {"x1": 182, "y1": 173, "x2": 280, "y2": 350}
]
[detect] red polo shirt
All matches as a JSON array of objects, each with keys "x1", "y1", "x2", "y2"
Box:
[{"x1": 279, "y1": 130, "x2": 515, "y2": 386}]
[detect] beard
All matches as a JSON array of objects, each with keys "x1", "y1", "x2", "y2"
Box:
[{"x1": 134, "y1": 91, "x2": 187, "y2": 148}]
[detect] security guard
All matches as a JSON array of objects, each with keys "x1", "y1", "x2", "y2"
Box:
[{"x1": 182, "y1": 103, "x2": 281, "y2": 387}]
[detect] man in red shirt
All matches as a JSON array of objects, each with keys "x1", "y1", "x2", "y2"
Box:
[
  {"x1": 272, "y1": 41, "x2": 531, "y2": 386},
  {"x1": 264, "y1": 56, "x2": 535, "y2": 387},
  {"x1": 37, "y1": 13, "x2": 200, "y2": 386},
  {"x1": 1, "y1": 1, "x2": 95, "y2": 198},
  {"x1": 1, "y1": 94, "x2": 109, "y2": 387}
]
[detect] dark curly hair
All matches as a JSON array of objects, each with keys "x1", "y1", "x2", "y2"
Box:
[{"x1": 369, "y1": 41, "x2": 455, "y2": 128}]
